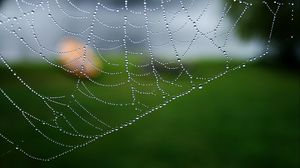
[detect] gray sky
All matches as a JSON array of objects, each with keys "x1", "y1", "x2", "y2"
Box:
[{"x1": 0, "y1": 0, "x2": 262, "y2": 61}]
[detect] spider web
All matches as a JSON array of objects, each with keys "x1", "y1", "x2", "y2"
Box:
[{"x1": 0, "y1": 0, "x2": 295, "y2": 161}]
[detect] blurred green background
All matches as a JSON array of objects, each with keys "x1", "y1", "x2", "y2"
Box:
[
  {"x1": 0, "y1": 0, "x2": 299, "y2": 167},
  {"x1": 0, "y1": 61, "x2": 299, "y2": 168}
]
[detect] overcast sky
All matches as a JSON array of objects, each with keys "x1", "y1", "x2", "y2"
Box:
[{"x1": 0, "y1": 0, "x2": 262, "y2": 61}]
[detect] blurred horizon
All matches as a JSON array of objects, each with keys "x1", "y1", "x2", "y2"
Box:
[{"x1": 0, "y1": 0, "x2": 263, "y2": 62}]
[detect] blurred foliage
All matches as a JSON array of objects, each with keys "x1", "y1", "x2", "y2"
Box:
[{"x1": 227, "y1": 0, "x2": 299, "y2": 66}]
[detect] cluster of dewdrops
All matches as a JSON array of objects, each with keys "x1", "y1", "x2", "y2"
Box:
[{"x1": 0, "y1": 0, "x2": 294, "y2": 161}]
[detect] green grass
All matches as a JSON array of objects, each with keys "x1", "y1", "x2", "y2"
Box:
[{"x1": 0, "y1": 62, "x2": 299, "y2": 168}]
